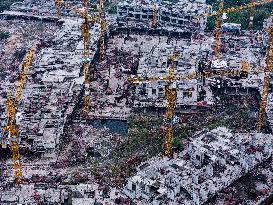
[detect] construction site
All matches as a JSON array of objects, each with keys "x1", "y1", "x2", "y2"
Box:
[{"x1": 0, "y1": 0, "x2": 272, "y2": 204}]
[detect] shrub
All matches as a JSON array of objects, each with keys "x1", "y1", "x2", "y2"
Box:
[{"x1": 0, "y1": 32, "x2": 10, "y2": 40}]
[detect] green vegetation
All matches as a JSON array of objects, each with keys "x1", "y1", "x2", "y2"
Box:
[
  {"x1": 83, "y1": 94, "x2": 258, "y2": 187},
  {"x1": 0, "y1": 32, "x2": 10, "y2": 40},
  {"x1": 14, "y1": 49, "x2": 26, "y2": 61},
  {"x1": 173, "y1": 137, "x2": 182, "y2": 150},
  {"x1": 107, "y1": 5, "x2": 117, "y2": 14},
  {"x1": 240, "y1": 110, "x2": 249, "y2": 119},
  {"x1": 0, "y1": 0, "x2": 23, "y2": 12},
  {"x1": 207, "y1": 117, "x2": 228, "y2": 130},
  {"x1": 87, "y1": 116, "x2": 165, "y2": 187},
  {"x1": 103, "y1": 0, "x2": 117, "y2": 14},
  {"x1": 206, "y1": 0, "x2": 273, "y2": 30}
]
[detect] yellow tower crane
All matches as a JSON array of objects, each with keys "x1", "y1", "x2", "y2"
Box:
[
  {"x1": 214, "y1": 0, "x2": 224, "y2": 59},
  {"x1": 164, "y1": 55, "x2": 178, "y2": 157},
  {"x1": 257, "y1": 26, "x2": 273, "y2": 132},
  {"x1": 202, "y1": 0, "x2": 273, "y2": 59},
  {"x1": 248, "y1": 0, "x2": 255, "y2": 30},
  {"x1": 130, "y1": 54, "x2": 178, "y2": 157},
  {"x1": 99, "y1": 0, "x2": 108, "y2": 61},
  {"x1": 2, "y1": 47, "x2": 36, "y2": 184},
  {"x1": 129, "y1": 54, "x2": 249, "y2": 157},
  {"x1": 55, "y1": 0, "x2": 99, "y2": 112},
  {"x1": 206, "y1": 0, "x2": 272, "y2": 18},
  {"x1": 82, "y1": 0, "x2": 93, "y2": 112}
]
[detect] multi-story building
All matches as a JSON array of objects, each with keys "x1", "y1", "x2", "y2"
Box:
[
  {"x1": 117, "y1": 0, "x2": 211, "y2": 31},
  {"x1": 132, "y1": 41, "x2": 205, "y2": 109}
]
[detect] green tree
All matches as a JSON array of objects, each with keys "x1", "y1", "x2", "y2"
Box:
[
  {"x1": 0, "y1": 32, "x2": 10, "y2": 40},
  {"x1": 0, "y1": 0, "x2": 21, "y2": 12},
  {"x1": 173, "y1": 137, "x2": 182, "y2": 150},
  {"x1": 207, "y1": 17, "x2": 217, "y2": 31},
  {"x1": 108, "y1": 5, "x2": 117, "y2": 14}
]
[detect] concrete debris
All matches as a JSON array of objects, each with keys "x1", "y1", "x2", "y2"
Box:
[
  {"x1": 0, "y1": 0, "x2": 272, "y2": 204},
  {"x1": 123, "y1": 128, "x2": 273, "y2": 205}
]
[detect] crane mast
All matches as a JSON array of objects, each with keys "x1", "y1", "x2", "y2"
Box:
[
  {"x1": 151, "y1": 3, "x2": 158, "y2": 28},
  {"x1": 164, "y1": 55, "x2": 177, "y2": 157},
  {"x1": 5, "y1": 92, "x2": 22, "y2": 184},
  {"x1": 130, "y1": 55, "x2": 178, "y2": 157},
  {"x1": 99, "y1": 0, "x2": 107, "y2": 61},
  {"x1": 82, "y1": 0, "x2": 92, "y2": 112},
  {"x1": 81, "y1": 0, "x2": 91, "y2": 84},
  {"x1": 3, "y1": 47, "x2": 35, "y2": 184},
  {"x1": 15, "y1": 48, "x2": 35, "y2": 104},
  {"x1": 55, "y1": 0, "x2": 100, "y2": 112},
  {"x1": 257, "y1": 27, "x2": 273, "y2": 132},
  {"x1": 214, "y1": 0, "x2": 224, "y2": 59},
  {"x1": 54, "y1": 0, "x2": 62, "y2": 18}
]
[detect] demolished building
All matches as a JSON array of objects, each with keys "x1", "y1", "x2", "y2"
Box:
[{"x1": 123, "y1": 127, "x2": 273, "y2": 204}]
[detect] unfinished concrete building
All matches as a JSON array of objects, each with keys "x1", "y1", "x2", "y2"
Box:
[
  {"x1": 117, "y1": 0, "x2": 210, "y2": 31},
  {"x1": 133, "y1": 43, "x2": 202, "y2": 108}
]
